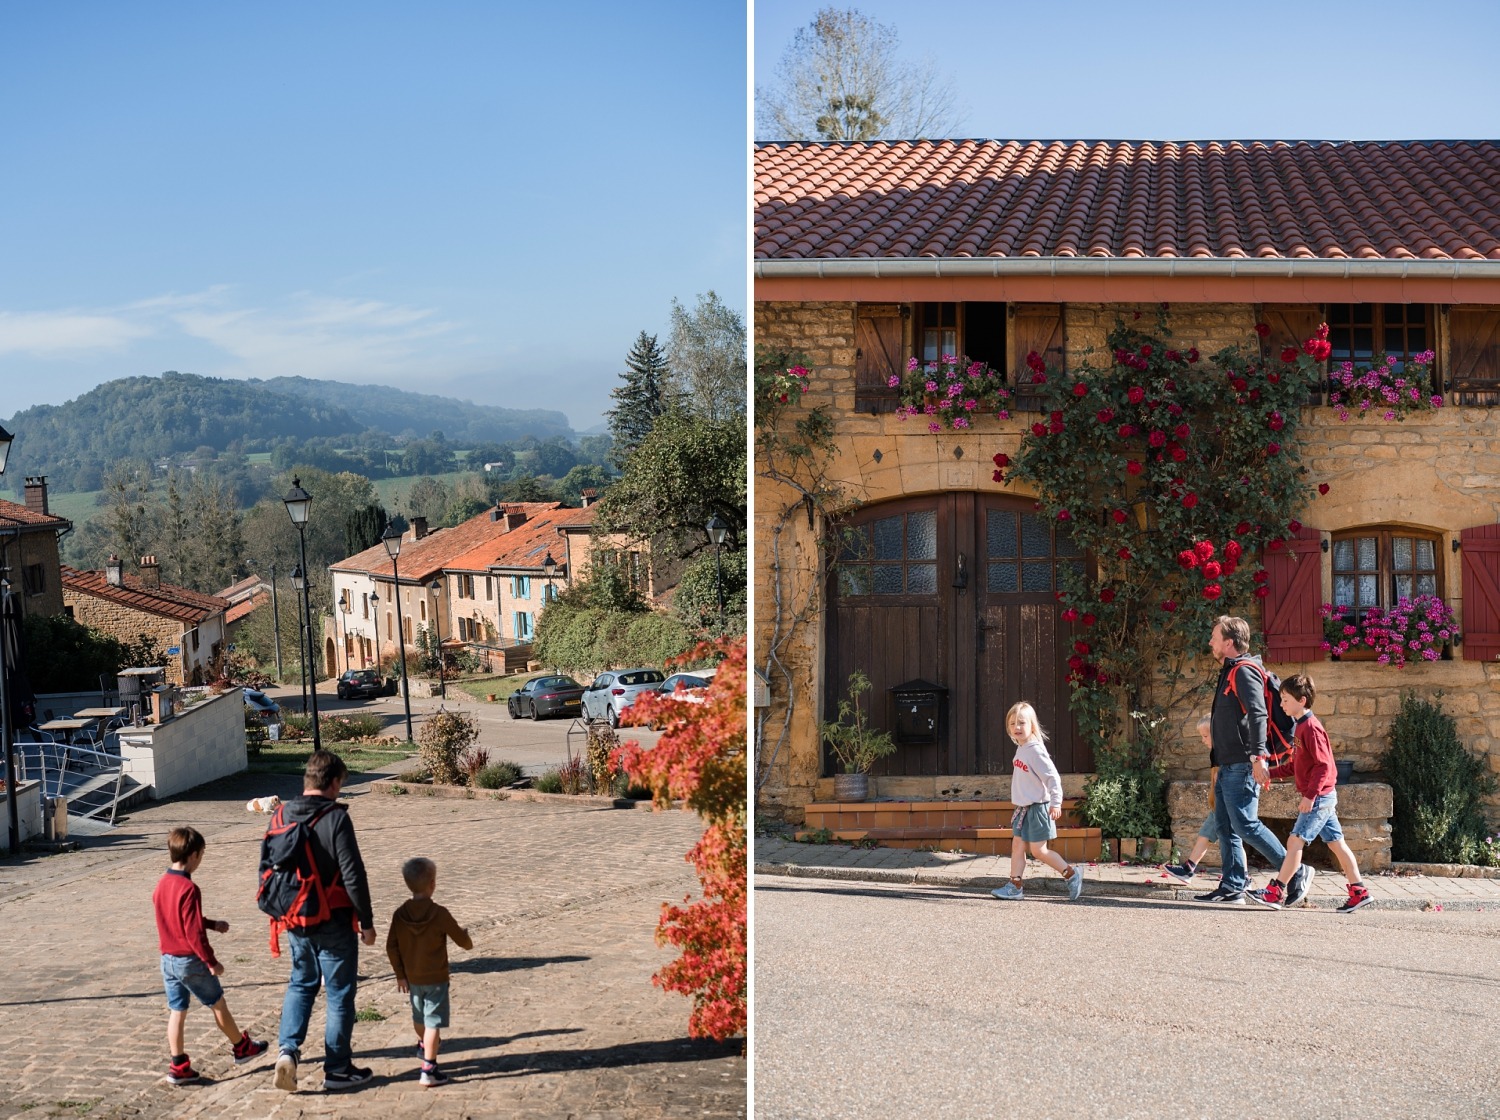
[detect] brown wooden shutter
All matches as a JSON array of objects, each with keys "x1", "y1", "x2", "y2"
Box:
[
  {"x1": 1449, "y1": 307, "x2": 1500, "y2": 406},
  {"x1": 855, "y1": 304, "x2": 904, "y2": 413},
  {"x1": 1261, "y1": 524, "x2": 1324, "y2": 662},
  {"x1": 1259, "y1": 303, "x2": 1325, "y2": 404},
  {"x1": 1460, "y1": 524, "x2": 1500, "y2": 661},
  {"x1": 1010, "y1": 303, "x2": 1064, "y2": 412}
]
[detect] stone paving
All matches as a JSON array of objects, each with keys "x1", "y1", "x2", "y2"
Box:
[
  {"x1": 0, "y1": 764, "x2": 745, "y2": 1119},
  {"x1": 756, "y1": 835, "x2": 1500, "y2": 910}
]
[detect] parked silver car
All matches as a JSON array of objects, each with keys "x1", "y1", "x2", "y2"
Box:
[{"x1": 581, "y1": 668, "x2": 666, "y2": 728}]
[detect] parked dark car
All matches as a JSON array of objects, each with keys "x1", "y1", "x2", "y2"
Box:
[
  {"x1": 336, "y1": 668, "x2": 396, "y2": 700},
  {"x1": 507, "y1": 675, "x2": 586, "y2": 720}
]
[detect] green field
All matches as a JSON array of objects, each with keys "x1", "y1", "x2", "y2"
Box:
[
  {"x1": 0, "y1": 487, "x2": 105, "y2": 525},
  {"x1": 372, "y1": 471, "x2": 475, "y2": 511}
]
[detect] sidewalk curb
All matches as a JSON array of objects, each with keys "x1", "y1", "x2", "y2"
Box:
[{"x1": 754, "y1": 861, "x2": 1496, "y2": 912}]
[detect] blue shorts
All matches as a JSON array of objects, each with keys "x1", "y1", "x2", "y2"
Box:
[
  {"x1": 1198, "y1": 813, "x2": 1221, "y2": 843},
  {"x1": 161, "y1": 953, "x2": 223, "y2": 1011},
  {"x1": 1011, "y1": 803, "x2": 1057, "y2": 843},
  {"x1": 1291, "y1": 792, "x2": 1345, "y2": 844},
  {"x1": 409, "y1": 982, "x2": 451, "y2": 1029}
]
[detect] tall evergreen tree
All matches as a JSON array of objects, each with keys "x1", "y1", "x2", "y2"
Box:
[
  {"x1": 345, "y1": 502, "x2": 388, "y2": 557},
  {"x1": 607, "y1": 331, "x2": 670, "y2": 468}
]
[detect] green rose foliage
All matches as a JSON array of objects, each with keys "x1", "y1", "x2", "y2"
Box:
[{"x1": 1006, "y1": 315, "x2": 1321, "y2": 750}]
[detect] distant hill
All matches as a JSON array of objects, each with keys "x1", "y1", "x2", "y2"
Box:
[{"x1": 2, "y1": 371, "x2": 574, "y2": 491}]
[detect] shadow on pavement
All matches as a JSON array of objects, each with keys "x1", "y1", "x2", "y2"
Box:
[
  {"x1": 450, "y1": 954, "x2": 590, "y2": 976},
  {"x1": 440, "y1": 1036, "x2": 742, "y2": 1079},
  {"x1": 361, "y1": 1028, "x2": 583, "y2": 1060}
]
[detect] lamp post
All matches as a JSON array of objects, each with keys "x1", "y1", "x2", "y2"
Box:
[
  {"x1": 382, "y1": 523, "x2": 415, "y2": 742},
  {"x1": 0, "y1": 423, "x2": 20, "y2": 854},
  {"x1": 290, "y1": 564, "x2": 309, "y2": 717},
  {"x1": 706, "y1": 514, "x2": 729, "y2": 631},
  {"x1": 542, "y1": 552, "x2": 557, "y2": 605},
  {"x1": 427, "y1": 578, "x2": 446, "y2": 700},
  {"x1": 268, "y1": 560, "x2": 284, "y2": 683},
  {"x1": 338, "y1": 593, "x2": 352, "y2": 673},
  {"x1": 283, "y1": 478, "x2": 321, "y2": 752}
]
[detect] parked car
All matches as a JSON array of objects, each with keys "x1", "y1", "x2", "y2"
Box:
[
  {"x1": 581, "y1": 668, "x2": 666, "y2": 728},
  {"x1": 336, "y1": 668, "x2": 396, "y2": 700},
  {"x1": 644, "y1": 672, "x2": 712, "y2": 729},
  {"x1": 242, "y1": 687, "x2": 282, "y2": 725},
  {"x1": 507, "y1": 675, "x2": 585, "y2": 720}
]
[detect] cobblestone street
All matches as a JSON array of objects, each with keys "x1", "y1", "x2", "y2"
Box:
[{"x1": 0, "y1": 766, "x2": 745, "y2": 1119}]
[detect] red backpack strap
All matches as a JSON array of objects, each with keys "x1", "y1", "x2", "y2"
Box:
[{"x1": 1222, "y1": 657, "x2": 1265, "y2": 712}]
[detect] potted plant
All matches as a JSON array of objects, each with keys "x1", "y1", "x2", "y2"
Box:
[{"x1": 819, "y1": 670, "x2": 897, "y2": 802}]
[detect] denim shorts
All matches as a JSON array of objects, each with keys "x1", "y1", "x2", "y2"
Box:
[
  {"x1": 1291, "y1": 792, "x2": 1345, "y2": 844},
  {"x1": 1197, "y1": 812, "x2": 1221, "y2": 844},
  {"x1": 408, "y1": 982, "x2": 451, "y2": 1028},
  {"x1": 1011, "y1": 803, "x2": 1056, "y2": 843},
  {"x1": 161, "y1": 953, "x2": 223, "y2": 1011}
]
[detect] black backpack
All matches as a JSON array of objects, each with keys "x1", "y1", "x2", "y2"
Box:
[
  {"x1": 256, "y1": 802, "x2": 349, "y2": 954},
  {"x1": 1222, "y1": 658, "x2": 1297, "y2": 768}
]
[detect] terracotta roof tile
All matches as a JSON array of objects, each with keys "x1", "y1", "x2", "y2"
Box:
[
  {"x1": 449, "y1": 505, "x2": 596, "y2": 572},
  {"x1": 331, "y1": 503, "x2": 570, "y2": 582},
  {"x1": 61, "y1": 565, "x2": 230, "y2": 625},
  {"x1": 225, "y1": 591, "x2": 266, "y2": 625},
  {"x1": 755, "y1": 140, "x2": 1500, "y2": 261},
  {"x1": 0, "y1": 498, "x2": 71, "y2": 531}
]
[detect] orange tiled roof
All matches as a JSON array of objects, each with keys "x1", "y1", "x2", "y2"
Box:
[
  {"x1": 0, "y1": 497, "x2": 71, "y2": 532},
  {"x1": 755, "y1": 140, "x2": 1500, "y2": 262},
  {"x1": 331, "y1": 503, "x2": 567, "y2": 582},
  {"x1": 61, "y1": 565, "x2": 230, "y2": 625},
  {"x1": 450, "y1": 505, "x2": 596, "y2": 572},
  {"x1": 225, "y1": 590, "x2": 266, "y2": 625}
]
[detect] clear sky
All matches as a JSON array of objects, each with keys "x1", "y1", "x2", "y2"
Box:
[
  {"x1": 0, "y1": 1, "x2": 747, "y2": 431},
  {"x1": 755, "y1": 0, "x2": 1500, "y2": 142}
]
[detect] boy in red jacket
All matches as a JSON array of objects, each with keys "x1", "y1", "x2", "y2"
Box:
[
  {"x1": 1248, "y1": 676, "x2": 1372, "y2": 913},
  {"x1": 153, "y1": 827, "x2": 270, "y2": 1083}
]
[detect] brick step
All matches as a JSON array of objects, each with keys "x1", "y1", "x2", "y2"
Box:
[
  {"x1": 793, "y1": 825, "x2": 1102, "y2": 861},
  {"x1": 805, "y1": 799, "x2": 1085, "y2": 831}
]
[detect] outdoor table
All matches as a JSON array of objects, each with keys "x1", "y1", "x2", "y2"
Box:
[
  {"x1": 36, "y1": 719, "x2": 93, "y2": 745},
  {"x1": 72, "y1": 707, "x2": 125, "y2": 721}
]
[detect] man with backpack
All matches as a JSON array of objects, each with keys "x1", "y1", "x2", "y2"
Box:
[
  {"x1": 1195, "y1": 616, "x2": 1310, "y2": 906},
  {"x1": 261, "y1": 749, "x2": 377, "y2": 1092}
]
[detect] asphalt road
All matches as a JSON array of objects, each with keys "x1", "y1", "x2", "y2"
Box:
[{"x1": 753, "y1": 877, "x2": 1500, "y2": 1120}]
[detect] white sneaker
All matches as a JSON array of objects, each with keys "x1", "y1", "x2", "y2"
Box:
[
  {"x1": 274, "y1": 1050, "x2": 297, "y2": 1092},
  {"x1": 991, "y1": 882, "x2": 1024, "y2": 900}
]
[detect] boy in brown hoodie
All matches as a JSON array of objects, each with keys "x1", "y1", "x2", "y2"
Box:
[{"x1": 386, "y1": 857, "x2": 472, "y2": 1086}]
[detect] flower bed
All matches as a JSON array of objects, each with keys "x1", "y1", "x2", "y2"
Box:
[
  {"x1": 892, "y1": 355, "x2": 1011, "y2": 432},
  {"x1": 1320, "y1": 594, "x2": 1458, "y2": 666}
]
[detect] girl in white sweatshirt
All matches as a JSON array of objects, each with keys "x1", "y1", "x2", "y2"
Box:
[{"x1": 992, "y1": 702, "x2": 1083, "y2": 901}]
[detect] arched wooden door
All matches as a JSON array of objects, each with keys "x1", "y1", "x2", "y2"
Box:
[{"x1": 825, "y1": 493, "x2": 1091, "y2": 776}]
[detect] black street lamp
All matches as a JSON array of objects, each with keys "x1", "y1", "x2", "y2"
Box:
[
  {"x1": 283, "y1": 478, "x2": 320, "y2": 751},
  {"x1": 707, "y1": 514, "x2": 729, "y2": 630},
  {"x1": 427, "y1": 578, "x2": 446, "y2": 701},
  {"x1": 338, "y1": 593, "x2": 352, "y2": 673},
  {"x1": 542, "y1": 552, "x2": 557, "y2": 604},
  {"x1": 290, "y1": 564, "x2": 310, "y2": 719},
  {"x1": 382, "y1": 523, "x2": 415, "y2": 742},
  {"x1": 0, "y1": 422, "x2": 18, "y2": 853}
]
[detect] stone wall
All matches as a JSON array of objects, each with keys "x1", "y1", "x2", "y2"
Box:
[
  {"x1": 11, "y1": 531, "x2": 66, "y2": 620},
  {"x1": 63, "y1": 593, "x2": 190, "y2": 685},
  {"x1": 117, "y1": 689, "x2": 246, "y2": 799},
  {"x1": 755, "y1": 296, "x2": 1500, "y2": 828}
]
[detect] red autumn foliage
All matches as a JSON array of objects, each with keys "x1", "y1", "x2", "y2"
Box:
[{"x1": 612, "y1": 638, "x2": 747, "y2": 1042}]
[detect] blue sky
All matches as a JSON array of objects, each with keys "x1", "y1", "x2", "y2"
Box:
[
  {"x1": 0, "y1": 1, "x2": 747, "y2": 431},
  {"x1": 755, "y1": 0, "x2": 1500, "y2": 141}
]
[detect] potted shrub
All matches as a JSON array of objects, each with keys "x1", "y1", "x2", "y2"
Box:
[{"x1": 819, "y1": 670, "x2": 897, "y2": 802}]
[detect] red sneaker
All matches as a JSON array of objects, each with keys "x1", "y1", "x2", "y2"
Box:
[
  {"x1": 1337, "y1": 884, "x2": 1373, "y2": 913},
  {"x1": 167, "y1": 1057, "x2": 201, "y2": 1085},
  {"x1": 232, "y1": 1033, "x2": 270, "y2": 1065}
]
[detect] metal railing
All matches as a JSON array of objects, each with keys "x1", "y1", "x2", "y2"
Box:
[{"x1": 4, "y1": 737, "x2": 135, "y2": 826}]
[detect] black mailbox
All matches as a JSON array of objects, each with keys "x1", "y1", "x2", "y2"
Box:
[{"x1": 889, "y1": 678, "x2": 948, "y2": 745}]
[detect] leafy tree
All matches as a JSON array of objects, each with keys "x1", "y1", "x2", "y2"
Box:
[
  {"x1": 463, "y1": 442, "x2": 513, "y2": 473},
  {"x1": 102, "y1": 459, "x2": 158, "y2": 569},
  {"x1": 608, "y1": 331, "x2": 671, "y2": 466},
  {"x1": 577, "y1": 434, "x2": 615, "y2": 467},
  {"x1": 405, "y1": 476, "x2": 451, "y2": 525},
  {"x1": 530, "y1": 436, "x2": 578, "y2": 479},
  {"x1": 494, "y1": 474, "x2": 557, "y2": 503},
  {"x1": 673, "y1": 546, "x2": 747, "y2": 638},
  {"x1": 756, "y1": 7, "x2": 965, "y2": 141},
  {"x1": 401, "y1": 437, "x2": 456, "y2": 476},
  {"x1": 667, "y1": 293, "x2": 746, "y2": 424},
  {"x1": 557, "y1": 464, "x2": 612, "y2": 505}
]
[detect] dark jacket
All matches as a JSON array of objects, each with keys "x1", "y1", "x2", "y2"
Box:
[
  {"x1": 261, "y1": 793, "x2": 375, "y2": 931},
  {"x1": 386, "y1": 898, "x2": 472, "y2": 986},
  {"x1": 1210, "y1": 653, "x2": 1269, "y2": 767}
]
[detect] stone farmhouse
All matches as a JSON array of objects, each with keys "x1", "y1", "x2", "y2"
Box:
[
  {"x1": 62, "y1": 555, "x2": 229, "y2": 685},
  {"x1": 0, "y1": 477, "x2": 71, "y2": 620},
  {"x1": 754, "y1": 138, "x2": 1500, "y2": 860}
]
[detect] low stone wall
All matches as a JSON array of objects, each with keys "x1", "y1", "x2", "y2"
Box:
[
  {"x1": 817, "y1": 773, "x2": 1092, "y2": 803},
  {"x1": 1168, "y1": 780, "x2": 1392, "y2": 872},
  {"x1": 118, "y1": 690, "x2": 247, "y2": 799}
]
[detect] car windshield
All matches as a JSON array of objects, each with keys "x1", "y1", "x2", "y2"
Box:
[
  {"x1": 541, "y1": 677, "x2": 578, "y2": 689},
  {"x1": 668, "y1": 676, "x2": 706, "y2": 689},
  {"x1": 351, "y1": 671, "x2": 378, "y2": 682},
  {"x1": 619, "y1": 670, "x2": 664, "y2": 685}
]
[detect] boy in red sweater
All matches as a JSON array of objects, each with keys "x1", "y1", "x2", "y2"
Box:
[
  {"x1": 1248, "y1": 676, "x2": 1372, "y2": 913},
  {"x1": 153, "y1": 827, "x2": 269, "y2": 1083}
]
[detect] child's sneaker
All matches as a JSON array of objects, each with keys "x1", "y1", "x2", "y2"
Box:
[
  {"x1": 232, "y1": 1033, "x2": 270, "y2": 1065},
  {"x1": 420, "y1": 1063, "x2": 449, "y2": 1087},
  {"x1": 323, "y1": 1064, "x2": 374, "y2": 1091},
  {"x1": 1194, "y1": 884, "x2": 1246, "y2": 904},
  {"x1": 991, "y1": 882, "x2": 1024, "y2": 900},
  {"x1": 1285, "y1": 865, "x2": 1316, "y2": 906},
  {"x1": 1248, "y1": 880, "x2": 1285, "y2": 910},
  {"x1": 166, "y1": 1057, "x2": 201, "y2": 1085},
  {"x1": 1337, "y1": 884, "x2": 1373, "y2": 913},
  {"x1": 274, "y1": 1050, "x2": 298, "y2": 1092},
  {"x1": 1162, "y1": 861, "x2": 1197, "y2": 884},
  {"x1": 1065, "y1": 865, "x2": 1083, "y2": 901}
]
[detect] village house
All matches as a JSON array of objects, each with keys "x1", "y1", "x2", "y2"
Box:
[
  {"x1": 62, "y1": 555, "x2": 229, "y2": 685},
  {"x1": 754, "y1": 138, "x2": 1500, "y2": 862},
  {"x1": 216, "y1": 572, "x2": 270, "y2": 651},
  {"x1": 0, "y1": 476, "x2": 71, "y2": 620}
]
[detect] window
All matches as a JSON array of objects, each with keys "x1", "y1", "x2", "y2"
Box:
[
  {"x1": 362, "y1": 594, "x2": 369, "y2": 620},
  {"x1": 21, "y1": 563, "x2": 44, "y2": 596},
  {"x1": 914, "y1": 302, "x2": 1006, "y2": 368},
  {"x1": 386, "y1": 614, "x2": 393, "y2": 640},
  {"x1": 855, "y1": 302, "x2": 1007, "y2": 411},
  {"x1": 404, "y1": 617, "x2": 413, "y2": 642},
  {"x1": 512, "y1": 576, "x2": 531, "y2": 600},
  {"x1": 543, "y1": 582, "x2": 558, "y2": 603},
  {"x1": 1327, "y1": 304, "x2": 1432, "y2": 372},
  {"x1": 984, "y1": 510, "x2": 1084, "y2": 594},
  {"x1": 457, "y1": 617, "x2": 469, "y2": 641},
  {"x1": 1331, "y1": 526, "x2": 1442, "y2": 625},
  {"x1": 837, "y1": 509, "x2": 938, "y2": 597},
  {"x1": 420, "y1": 600, "x2": 427, "y2": 622},
  {"x1": 514, "y1": 611, "x2": 533, "y2": 640},
  {"x1": 485, "y1": 576, "x2": 493, "y2": 601}
]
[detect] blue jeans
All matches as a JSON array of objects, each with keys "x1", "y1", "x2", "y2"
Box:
[
  {"x1": 278, "y1": 922, "x2": 358, "y2": 1072},
  {"x1": 1212, "y1": 763, "x2": 1287, "y2": 893}
]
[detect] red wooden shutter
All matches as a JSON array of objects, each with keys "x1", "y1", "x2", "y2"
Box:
[
  {"x1": 1460, "y1": 524, "x2": 1500, "y2": 661},
  {"x1": 1449, "y1": 307, "x2": 1500, "y2": 406},
  {"x1": 1262, "y1": 524, "x2": 1324, "y2": 662},
  {"x1": 1259, "y1": 303, "x2": 1325, "y2": 404},
  {"x1": 855, "y1": 304, "x2": 904, "y2": 412},
  {"x1": 1010, "y1": 303, "x2": 1064, "y2": 412}
]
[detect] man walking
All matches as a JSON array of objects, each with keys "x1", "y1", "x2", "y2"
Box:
[
  {"x1": 267, "y1": 749, "x2": 377, "y2": 1091},
  {"x1": 1196, "y1": 616, "x2": 1309, "y2": 906}
]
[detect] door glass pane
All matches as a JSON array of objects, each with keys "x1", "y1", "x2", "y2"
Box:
[
  {"x1": 1022, "y1": 563, "x2": 1052, "y2": 592},
  {"x1": 1393, "y1": 537, "x2": 1412, "y2": 569},
  {"x1": 1020, "y1": 513, "x2": 1050, "y2": 557},
  {"x1": 1054, "y1": 528, "x2": 1082, "y2": 557},
  {"x1": 988, "y1": 562, "x2": 1017, "y2": 592},
  {"x1": 1358, "y1": 575, "x2": 1377, "y2": 605},
  {"x1": 1356, "y1": 537, "x2": 1377, "y2": 569},
  {"x1": 838, "y1": 526, "x2": 870, "y2": 563},
  {"x1": 907, "y1": 564, "x2": 936, "y2": 595},
  {"x1": 1416, "y1": 539, "x2": 1435, "y2": 569},
  {"x1": 872, "y1": 566, "x2": 903, "y2": 594},
  {"x1": 987, "y1": 511, "x2": 1017, "y2": 557},
  {"x1": 1333, "y1": 539, "x2": 1354, "y2": 568},
  {"x1": 838, "y1": 568, "x2": 871, "y2": 597},
  {"x1": 1417, "y1": 574, "x2": 1437, "y2": 596},
  {"x1": 1065, "y1": 560, "x2": 1086, "y2": 583},
  {"x1": 1334, "y1": 575, "x2": 1355, "y2": 606},
  {"x1": 872, "y1": 516, "x2": 903, "y2": 560},
  {"x1": 908, "y1": 511, "x2": 937, "y2": 560}
]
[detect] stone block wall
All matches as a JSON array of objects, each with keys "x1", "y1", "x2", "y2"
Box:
[
  {"x1": 63, "y1": 593, "x2": 189, "y2": 684},
  {"x1": 118, "y1": 689, "x2": 246, "y2": 799}
]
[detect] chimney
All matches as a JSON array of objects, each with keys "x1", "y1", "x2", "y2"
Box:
[
  {"x1": 489, "y1": 505, "x2": 503, "y2": 522},
  {"x1": 139, "y1": 555, "x2": 161, "y2": 589},
  {"x1": 23, "y1": 476, "x2": 48, "y2": 515},
  {"x1": 408, "y1": 516, "x2": 428, "y2": 541},
  {"x1": 580, "y1": 488, "x2": 597, "y2": 508},
  {"x1": 504, "y1": 508, "x2": 528, "y2": 531},
  {"x1": 106, "y1": 555, "x2": 123, "y2": 587}
]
